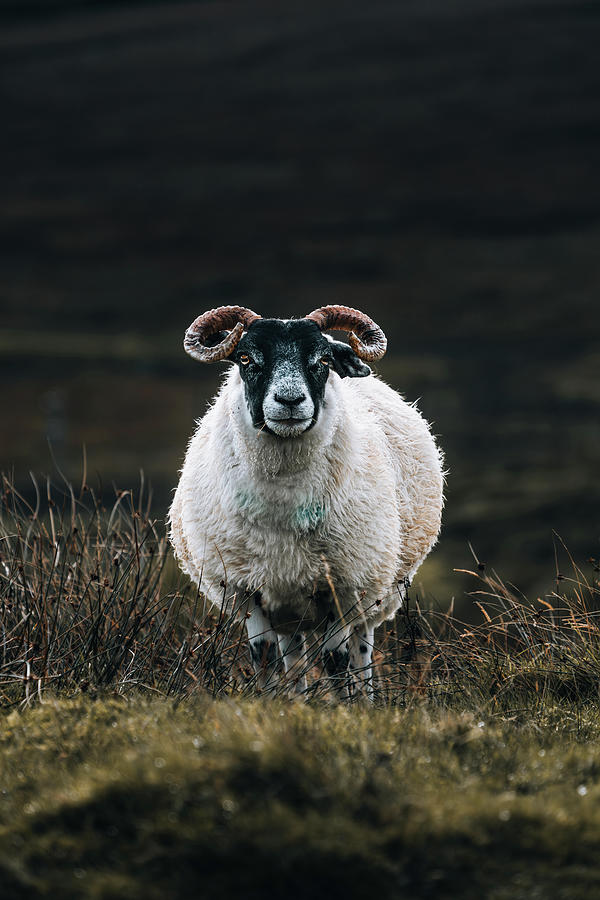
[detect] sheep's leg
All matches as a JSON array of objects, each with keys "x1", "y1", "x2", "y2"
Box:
[
  {"x1": 321, "y1": 619, "x2": 351, "y2": 698},
  {"x1": 246, "y1": 596, "x2": 279, "y2": 691},
  {"x1": 278, "y1": 631, "x2": 307, "y2": 694},
  {"x1": 349, "y1": 623, "x2": 375, "y2": 700}
]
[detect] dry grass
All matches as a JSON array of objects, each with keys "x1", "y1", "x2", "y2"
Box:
[
  {"x1": 1, "y1": 473, "x2": 599, "y2": 710},
  {"x1": 0, "y1": 471, "x2": 252, "y2": 703}
]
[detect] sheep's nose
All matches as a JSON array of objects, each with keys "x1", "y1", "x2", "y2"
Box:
[{"x1": 274, "y1": 392, "x2": 306, "y2": 407}]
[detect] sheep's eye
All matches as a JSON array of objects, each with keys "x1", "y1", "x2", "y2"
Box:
[
  {"x1": 320, "y1": 356, "x2": 331, "y2": 367},
  {"x1": 239, "y1": 354, "x2": 251, "y2": 366}
]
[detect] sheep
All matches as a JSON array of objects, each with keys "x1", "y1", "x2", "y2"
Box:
[{"x1": 168, "y1": 304, "x2": 444, "y2": 696}]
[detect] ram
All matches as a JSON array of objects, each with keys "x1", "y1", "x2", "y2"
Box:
[{"x1": 169, "y1": 305, "x2": 444, "y2": 695}]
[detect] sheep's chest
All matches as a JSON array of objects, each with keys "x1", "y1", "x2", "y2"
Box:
[
  {"x1": 208, "y1": 440, "x2": 401, "y2": 623},
  {"x1": 219, "y1": 476, "x2": 393, "y2": 621},
  {"x1": 234, "y1": 487, "x2": 328, "y2": 533},
  {"x1": 219, "y1": 480, "x2": 346, "y2": 591}
]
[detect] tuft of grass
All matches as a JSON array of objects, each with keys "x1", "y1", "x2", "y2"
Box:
[{"x1": 0, "y1": 472, "x2": 255, "y2": 703}]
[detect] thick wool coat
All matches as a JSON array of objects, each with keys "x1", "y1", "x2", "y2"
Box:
[{"x1": 169, "y1": 366, "x2": 444, "y2": 634}]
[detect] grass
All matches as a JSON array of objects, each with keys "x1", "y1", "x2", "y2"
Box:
[
  {"x1": 2, "y1": 472, "x2": 599, "y2": 705},
  {"x1": 4, "y1": 696, "x2": 600, "y2": 898},
  {"x1": 2, "y1": 474, "x2": 600, "y2": 896}
]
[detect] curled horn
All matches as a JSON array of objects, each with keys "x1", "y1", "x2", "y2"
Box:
[
  {"x1": 184, "y1": 306, "x2": 261, "y2": 362},
  {"x1": 305, "y1": 305, "x2": 387, "y2": 361}
]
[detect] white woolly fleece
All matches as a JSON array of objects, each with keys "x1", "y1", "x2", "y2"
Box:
[{"x1": 168, "y1": 366, "x2": 444, "y2": 634}]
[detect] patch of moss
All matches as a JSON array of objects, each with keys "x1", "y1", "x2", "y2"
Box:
[{"x1": 2, "y1": 696, "x2": 600, "y2": 897}]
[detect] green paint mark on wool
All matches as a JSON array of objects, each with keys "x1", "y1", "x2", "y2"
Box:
[
  {"x1": 294, "y1": 501, "x2": 327, "y2": 531},
  {"x1": 236, "y1": 490, "x2": 326, "y2": 530},
  {"x1": 235, "y1": 490, "x2": 267, "y2": 518}
]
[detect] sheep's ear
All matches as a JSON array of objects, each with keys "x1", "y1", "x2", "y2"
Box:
[{"x1": 328, "y1": 340, "x2": 371, "y2": 378}]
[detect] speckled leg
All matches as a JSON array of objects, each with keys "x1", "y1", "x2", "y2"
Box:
[
  {"x1": 278, "y1": 631, "x2": 307, "y2": 694},
  {"x1": 321, "y1": 620, "x2": 351, "y2": 698},
  {"x1": 246, "y1": 595, "x2": 279, "y2": 691},
  {"x1": 349, "y1": 623, "x2": 375, "y2": 700}
]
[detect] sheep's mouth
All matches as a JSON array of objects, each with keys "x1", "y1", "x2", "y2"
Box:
[
  {"x1": 262, "y1": 417, "x2": 314, "y2": 437},
  {"x1": 275, "y1": 417, "x2": 311, "y2": 427}
]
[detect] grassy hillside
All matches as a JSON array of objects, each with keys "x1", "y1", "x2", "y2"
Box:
[
  {"x1": 3, "y1": 695, "x2": 600, "y2": 899},
  {"x1": 1, "y1": 476, "x2": 600, "y2": 896}
]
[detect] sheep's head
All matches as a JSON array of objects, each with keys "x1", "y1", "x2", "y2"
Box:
[{"x1": 184, "y1": 305, "x2": 387, "y2": 438}]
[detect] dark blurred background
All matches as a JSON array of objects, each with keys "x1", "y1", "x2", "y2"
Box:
[{"x1": 1, "y1": 0, "x2": 599, "y2": 603}]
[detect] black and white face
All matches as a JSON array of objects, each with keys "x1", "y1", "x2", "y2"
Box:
[{"x1": 231, "y1": 319, "x2": 371, "y2": 438}]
